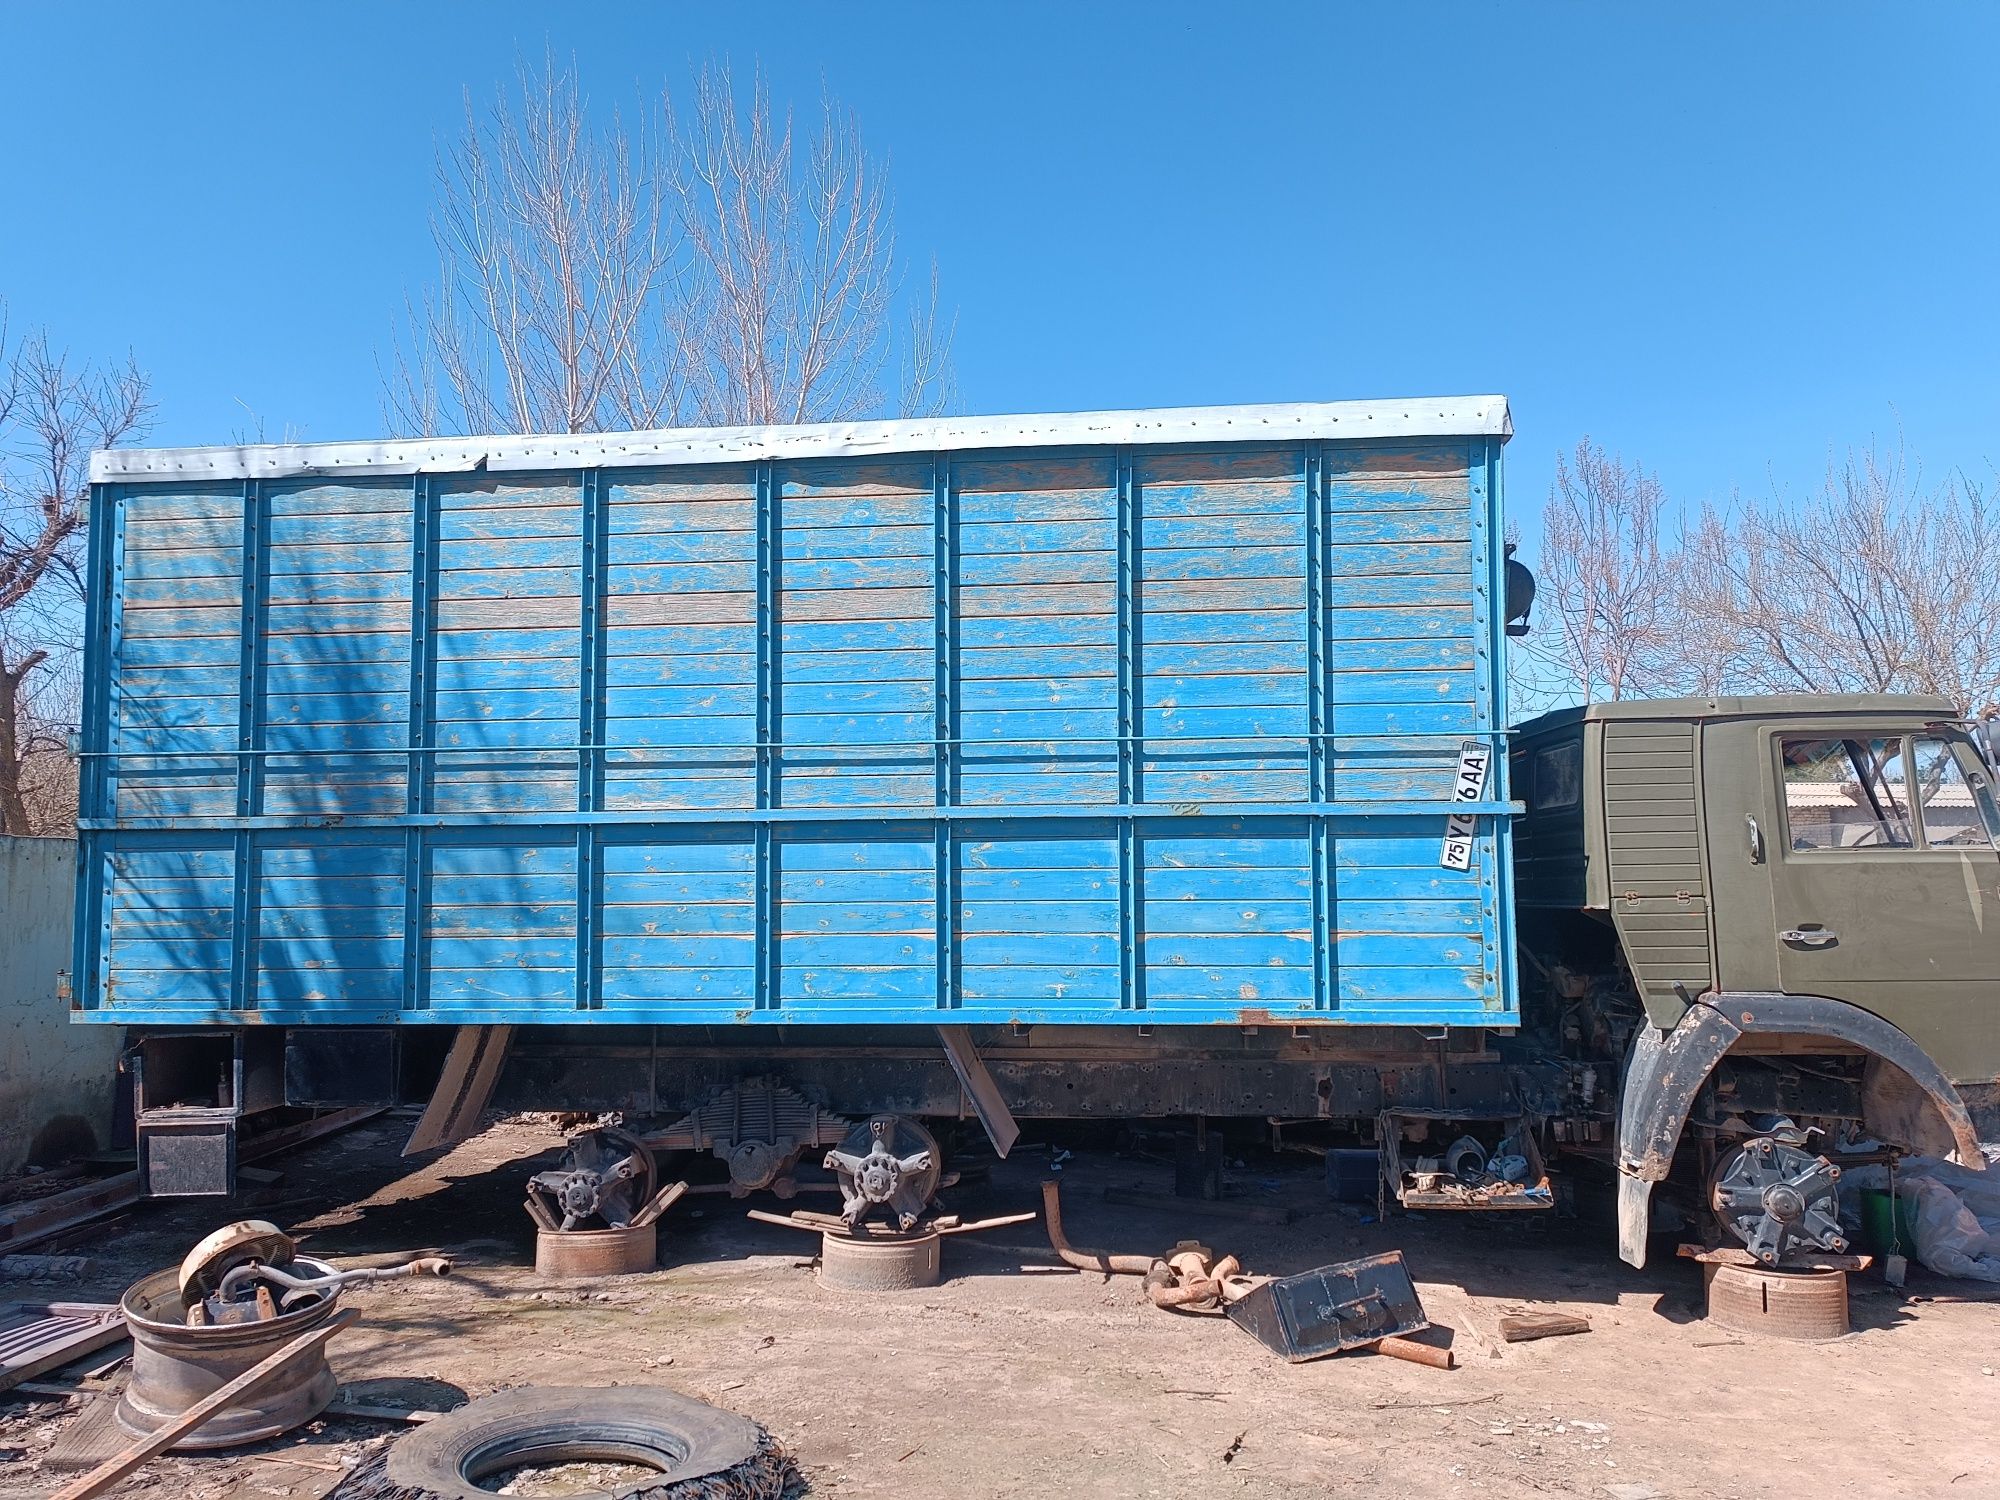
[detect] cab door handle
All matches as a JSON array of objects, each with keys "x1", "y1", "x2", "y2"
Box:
[{"x1": 1780, "y1": 928, "x2": 1838, "y2": 947}]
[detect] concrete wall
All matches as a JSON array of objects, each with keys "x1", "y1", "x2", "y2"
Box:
[{"x1": 1, "y1": 836, "x2": 119, "y2": 1174}]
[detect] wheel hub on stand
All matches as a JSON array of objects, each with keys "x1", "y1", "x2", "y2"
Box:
[
  {"x1": 824, "y1": 1116, "x2": 941, "y2": 1231},
  {"x1": 528, "y1": 1126, "x2": 656, "y2": 1230},
  {"x1": 1710, "y1": 1138, "x2": 1847, "y2": 1266}
]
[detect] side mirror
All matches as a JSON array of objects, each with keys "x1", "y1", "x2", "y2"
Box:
[
  {"x1": 1978, "y1": 717, "x2": 2000, "y2": 778},
  {"x1": 1503, "y1": 544, "x2": 1536, "y2": 638},
  {"x1": 1745, "y1": 814, "x2": 1765, "y2": 864}
]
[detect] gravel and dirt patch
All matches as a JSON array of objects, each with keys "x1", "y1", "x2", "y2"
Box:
[{"x1": 3, "y1": 1115, "x2": 1997, "y2": 1499}]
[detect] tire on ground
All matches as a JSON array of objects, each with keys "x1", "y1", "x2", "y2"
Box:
[{"x1": 336, "y1": 1385, "x2": 798, "y2": 1500}]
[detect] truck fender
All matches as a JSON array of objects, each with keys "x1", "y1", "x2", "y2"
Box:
[{"x1": 1613, "y1": 991, "x2": 1983, "y2": 1269}]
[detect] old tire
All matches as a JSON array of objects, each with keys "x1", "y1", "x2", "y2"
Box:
[{"x1": 358, "y1": 1386, "x2": 796, "y2": 1500}]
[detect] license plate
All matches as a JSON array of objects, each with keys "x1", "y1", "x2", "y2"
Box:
[{"x1": 1439, "y1": 739, "x2": 1491, "y2": 871}]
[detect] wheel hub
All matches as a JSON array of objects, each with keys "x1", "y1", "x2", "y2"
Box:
[
  {"x1": 1764, "y1": 1184, "x2": 1806, "y2": 1222},
  {"x1": 527, "y1": 1126, "x2": 656, "y2": 1231},
  {"x1": 1710, "y1": 1137, "x2": 1846, "y2": 1266},
  {"x1": 824, "y1": 1116, "x2": 940, "y2": 1231}
]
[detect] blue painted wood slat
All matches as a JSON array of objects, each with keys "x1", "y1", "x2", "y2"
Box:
[{"x1": 80, "y1": 431, "x2": 1514, "y2": 1027}]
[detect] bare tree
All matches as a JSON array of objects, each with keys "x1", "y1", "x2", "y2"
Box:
[
  {"x1": 390, "y1": 59, "x2": 950, "y2": 437},
  {"x1": 0, "y1": 317, "x2": 153, "y2": 835},
  {"x1": 1522, "y1": 439, "x2": 1690, "y2": 705},
  {"x1": 1685, "y1": 447, "x2": 2000, "y2": 714}
]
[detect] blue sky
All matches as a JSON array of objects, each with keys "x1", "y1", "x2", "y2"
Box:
[{"x1": 2, "y1": 3, "x2": 1995, "y2": 562}]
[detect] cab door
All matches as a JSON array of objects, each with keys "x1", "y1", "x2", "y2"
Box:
[{"x1": 1762, "y1": 730, "x2": 2000, "y2": 1078}]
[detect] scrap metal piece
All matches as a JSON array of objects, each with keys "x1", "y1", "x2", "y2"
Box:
[
  {"x1": 937, "y1": 1024, "x2": 1020, "y2": 1159},
  {"x1": 746, "y1": 1207, "x2": 1033, "y2": 1238},
  {"x1": 177, "y1": 1222, "x2": 295, "y2": 1305},
  {"x1": 1373, "y1": 1335, "x2": 1454, "y2": 1369},
  {"x1": 118, "y1": 1264, "x2": 348, "y2": 1449},
  {"x1": 526, "y1": 1125, "x2": 655, "y2": 1230},
  {"x1": 1676, "y1": 1242, "x2": 1871, "y2": 1272},
  {"x1": 1709, "y1": 1138, "x2": 1847, "y2": 1266},
  {"x1": 0, "y1": 1301, "x2": 126, "y2": 1397},
  {"x1": 628, "y1": 1179, "x2": 689, "y2": 1229},
  {"x1": 1040, "y1": 1179, "x2": 1157, "y2": 1276},
  {"x1": 1444, "y1": 1136, "x2": 1487, "y2": 1183},
  {"x1": 1223, "y1": 1251, "x2": 1428, "y2": 1363},
  {"x1": 1497, "y1": 1312, "x2": 1591, "y2": 1343},
  {"x1": 213, "y1": 1255, "x2": 451, "y2": 1314},
  {"x1": 824, "y1": 1116, "x2": 940, "y2": 1231}
]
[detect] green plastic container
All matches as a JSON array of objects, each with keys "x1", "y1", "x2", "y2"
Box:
[{"x1": 1858, "y1": 1187, "x2": 1917, "y2": 1255}]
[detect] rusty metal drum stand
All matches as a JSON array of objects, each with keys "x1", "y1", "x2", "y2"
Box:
[
  {"x1": 816, "y1": 1228, "x2": 942, "y2": 1291},
  {"x1": 1701, "y1": 1262, "x2": 1851, "y2": 1341},
  {"x1": 534, "y1": 1222, "x2": 659, "y2": 1277},
  {"x1": 117, "y1": 1263, "x2": 342, "y2": 1448}
]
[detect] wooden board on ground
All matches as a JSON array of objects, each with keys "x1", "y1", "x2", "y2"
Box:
[
  {"x1": 1497, "y1": 1312, "x2": 1591, "y2": 1343},
  {"x1": 41, "y1": 1398, "x2": 129, "y2": 1474},
  {"x1": 325, "y1": 1394, "x2": 442, "y2": 1424}
]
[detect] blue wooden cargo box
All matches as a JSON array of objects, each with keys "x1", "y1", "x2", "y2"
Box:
[{"x1": 76, "y1": 398, "x2": 1518, "y2": 1030}]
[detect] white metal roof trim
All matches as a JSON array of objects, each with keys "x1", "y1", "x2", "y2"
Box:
[{"x1": 91, "y1": 396, "x2": 1513, "y2": 483}]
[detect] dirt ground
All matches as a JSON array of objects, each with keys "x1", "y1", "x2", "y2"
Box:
[{"x1": 4, "y1": 1115, "x2": 1998, "y2": 1500}]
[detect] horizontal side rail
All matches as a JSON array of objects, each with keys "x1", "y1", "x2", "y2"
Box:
[{"x1": 80, "y1": 799, "x2": 1521, "y2": 833}]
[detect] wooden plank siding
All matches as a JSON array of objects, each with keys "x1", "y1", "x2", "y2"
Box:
[{"x1": 76, "y1": 430, "x2": 1514, "y2": 1028}]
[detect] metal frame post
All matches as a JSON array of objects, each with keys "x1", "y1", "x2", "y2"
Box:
[
  {"x1": 753, "y1": 460, "x2": 782, "y2": 1011},
  {"x1": 230, "y1": 478, "x2": 269, "y2": 1012},
  {"x1": 1305, "y1": 443, "x2": 1336, "y2": 1011},
  {"x1": 1474, "y1": 438, "x2": 1516, "y2": 1014},
  {"x1": 72, "y1": 484, "x2": 115, "y2": 1011},
  {"x1": 931, "y1": 454, "x2": 959, "y2": 1010},
  {"x1": 1115, "y1": 450, "x2": 1145, "y2": 1011},
  {"x1": 91, "y1": 485, "x2": 131, "y2": 1012},
  {"x1": 403, "y1": 473, "x2": 440, "y2": 1013},
  {"x1": 102, "y1": 488, "x2": 128, "y2": 821},
  {"x1": 576, "y1": 469, "x2": 606, "y2": 1010}
]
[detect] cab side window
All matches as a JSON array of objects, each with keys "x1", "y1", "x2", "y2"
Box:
[
  {"x1": 1912, "y1": 736, "x2": 1998, "y2": 849},
  {"x1": 1533, "y1": 741, "x2": 1582, "y2": 811},
  {"x1": 1779, "y1": 736, "x2": 1913, "y2": 850}
]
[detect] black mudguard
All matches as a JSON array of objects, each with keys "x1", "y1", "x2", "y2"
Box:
[{"x1": 1614, "y1": 991, "x2": 1984, "y2": 1268}]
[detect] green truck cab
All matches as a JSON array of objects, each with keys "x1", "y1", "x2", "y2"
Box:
[{"x1": 1511, "y1": 694, "x2": 2000, "y2": 1266}]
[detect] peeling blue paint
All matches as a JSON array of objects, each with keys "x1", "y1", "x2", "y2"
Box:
[{"x1": 76, "y1": 428, "x2": 1516, "y2": 1027}]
